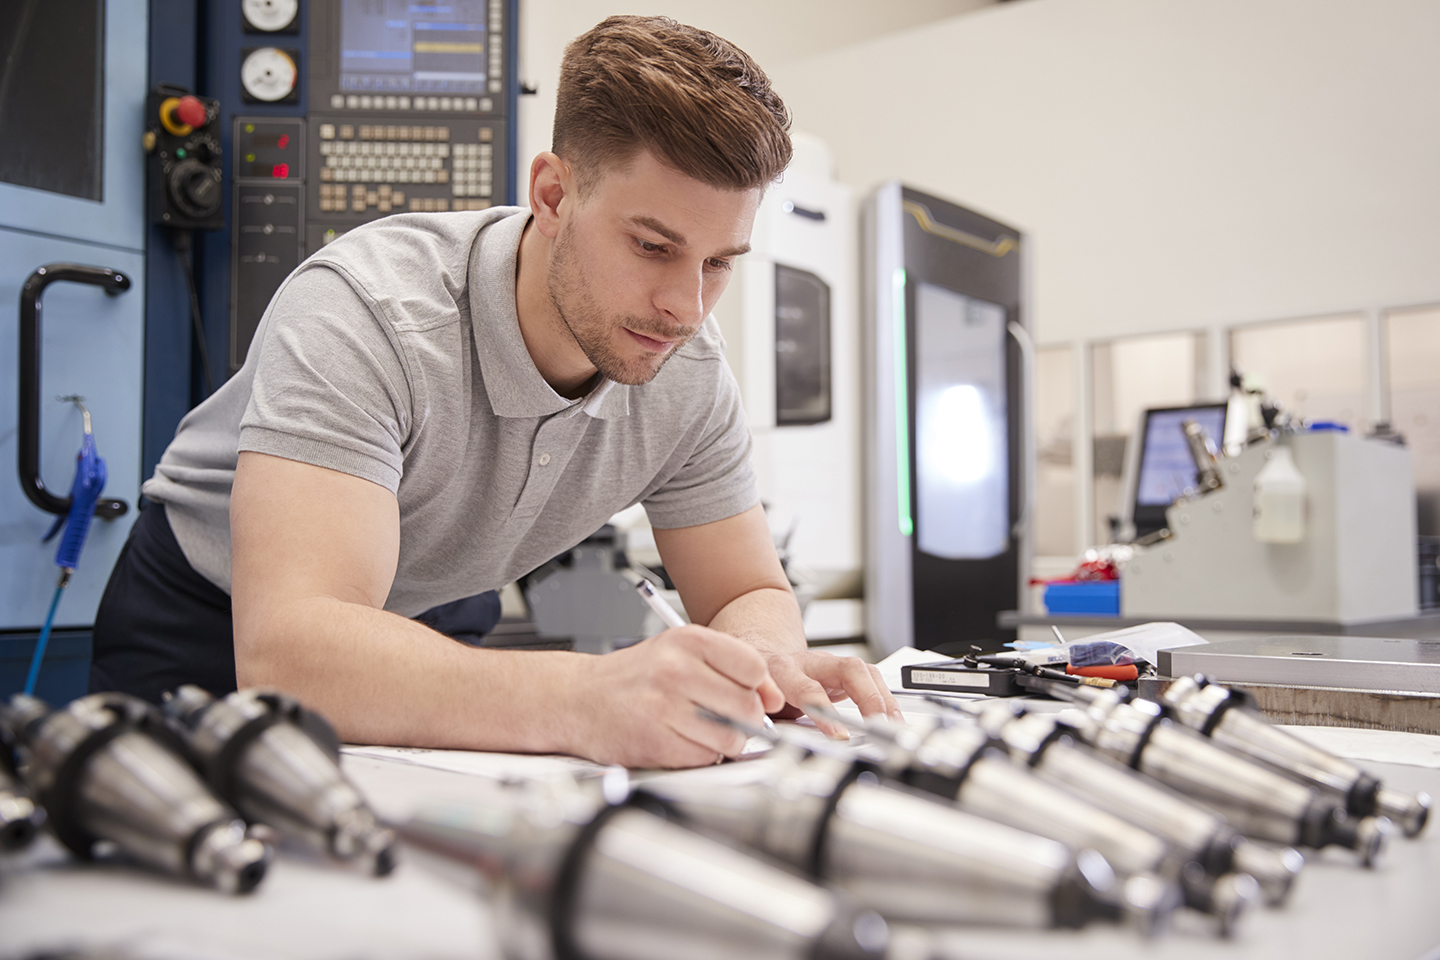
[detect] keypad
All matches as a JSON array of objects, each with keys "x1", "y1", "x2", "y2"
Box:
[{"x1": 316, "y1": 122, "x2": 494, "y2": 211}]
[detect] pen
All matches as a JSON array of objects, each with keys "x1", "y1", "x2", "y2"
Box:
[
  {"x1": 637, "y1": 579, "x2": 777, "y2": 733},
  {"x1": 635, "y1": 578, "x2": 686, "y2": 630}
]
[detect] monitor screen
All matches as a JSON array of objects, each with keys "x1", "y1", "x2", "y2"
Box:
[
  {"x1": 1131, "y1": 403, "x2": 1227, "y2": 537},
  {"x1": 340, "y1": 0, "x2": 490, "y2": 95}
]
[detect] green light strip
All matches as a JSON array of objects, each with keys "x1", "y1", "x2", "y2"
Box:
[{"x1": 892, "y1": 268, "x2": 914, "y2": 538}]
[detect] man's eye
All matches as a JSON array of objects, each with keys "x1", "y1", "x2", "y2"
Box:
[
  {"x1": 637, "y1": 239, "x2": 665, "y2": 254},
  {"x1": 706, "y1": 258, "x2": 732, "y2": 271}
]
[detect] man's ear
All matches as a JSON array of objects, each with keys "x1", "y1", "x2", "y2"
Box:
[{"x1": 528, "y1": 152, "x2": 571, "y2": 239}]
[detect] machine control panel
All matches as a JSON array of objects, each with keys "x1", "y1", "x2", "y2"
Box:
[
  {"x1": 145, "y1": 85, "x2": 224, "y2": 230},
  {"x1": 227, "y1": 0, "x2": 515, "y2": 370},
  {"x1": 230, "y1": 119, "x2": 305, "y2": 372},
  {"x1": 304, "y1": 0, "x2": 510, "y2": 249}
]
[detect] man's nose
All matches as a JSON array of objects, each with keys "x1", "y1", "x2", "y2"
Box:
[{"x1": 654, "y1": 264, "x2": 706, "y2": 329}]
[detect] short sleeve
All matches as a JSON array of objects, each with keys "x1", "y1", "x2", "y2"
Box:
[
  {"x1": 641, "y1": 360, "x2": 759, "y2": 528},
  {"x1": 238, "y1": 264, "x2": 413, "y2": 493}
]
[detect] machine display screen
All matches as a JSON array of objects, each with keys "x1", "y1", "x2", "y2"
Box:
[
  {"x1": 339, "y1": 0, "x2": 489, "y2": 94},
  {"x1": 1134, "y1": 404, "x2": 1228, "y2": 507}
]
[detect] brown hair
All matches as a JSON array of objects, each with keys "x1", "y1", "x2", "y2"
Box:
[{"x1": 553, "y1": 16, "x2": 792, "y2": 194}]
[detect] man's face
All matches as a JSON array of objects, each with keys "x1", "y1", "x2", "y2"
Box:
[{"x1": 546, "y1": 150, "x2": 762, "y2": 386}]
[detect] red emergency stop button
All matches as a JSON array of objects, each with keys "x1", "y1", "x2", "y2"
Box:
[{"x1": 176, "y1": 96, "x2": 208, "y2": 129}]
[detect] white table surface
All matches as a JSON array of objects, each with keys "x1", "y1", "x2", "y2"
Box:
[{"x1": 4, "y1": 691, "x2": 1440, "y2": 960}]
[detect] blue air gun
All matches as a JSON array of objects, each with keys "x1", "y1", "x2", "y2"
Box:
[{"x1": 26, "y1": 398, "x2": 108, "y2": 696}]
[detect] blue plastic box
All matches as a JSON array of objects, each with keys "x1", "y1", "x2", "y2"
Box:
[{"x1": 1043, "y1": 580, "x2": 1120, "y2": 616}]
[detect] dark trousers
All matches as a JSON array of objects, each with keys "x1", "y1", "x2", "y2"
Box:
[{"x1": 90, "y1": 502, "x2": 502, "y2": 704}]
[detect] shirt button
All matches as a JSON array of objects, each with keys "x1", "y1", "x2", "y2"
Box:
[{"x1": 538, "y1": 453, "x2": 551, "y2": 465}]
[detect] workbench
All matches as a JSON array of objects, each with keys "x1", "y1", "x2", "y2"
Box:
[{"x1": 3, "y1": 693, "x2": 1440, "y2": 960}]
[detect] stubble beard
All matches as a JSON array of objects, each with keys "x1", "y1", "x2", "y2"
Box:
[{"x1": 546, "y1": 227, "x2": 698, "y2": 387}]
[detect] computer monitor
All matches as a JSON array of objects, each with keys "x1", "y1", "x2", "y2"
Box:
[{"x1": 1126, "y1": 403, "x2": 1228, "y2": 539}]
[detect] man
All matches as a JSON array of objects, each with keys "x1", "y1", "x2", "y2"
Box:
[{"x1": 91, "y1": 16, "x2": 900, "y2": 767}]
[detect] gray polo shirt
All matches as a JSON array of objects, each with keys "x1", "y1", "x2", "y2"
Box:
[{"x1": 142, "y1": 208, "x2": 757, "y2": 616}]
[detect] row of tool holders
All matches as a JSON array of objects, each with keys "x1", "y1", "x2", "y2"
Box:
[{"x1": 1, "y1": 675, "x2": 1430, "y2": 959}]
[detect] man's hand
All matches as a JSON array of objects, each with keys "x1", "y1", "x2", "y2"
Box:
[
  {"x1": 764, "y1": 650, "x2": 903, "y2": 739},
  {"x1": 566, "y1": 625, "x2": 784, "y2": 768},
  {"x1": 653, "y1": 504, "x2": 905, "y2": 741}
]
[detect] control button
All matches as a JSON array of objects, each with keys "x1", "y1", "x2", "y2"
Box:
[
  {"x1": 413, "y1": 99, "x2": 426, "y2": 112},
  {"x1": 426, "y1": 96, "x2": 440, "y2": 110},
  {"x1": 479, "y1": 127, "x2": 493, "y2": 142},
  {"x1": 464, "y1": 97, "x2": 478, "y2": 111},
  {"x1": 437, "y1": 169, "x2": 449, "y2": 183},
  {"x1": 397, "y1": 125, "x2": 411, "y2": 140},
  {"x1": 479, "y1": 184, "x2": 491, "y2": 197},
  {"x1": 479, "y1": 98, "x2": 493, "y2": 113},
  {"x1": 385, "y1": 96, "x2": 398, "y2": 110},
  {"x1": 437, "y1": 144, "x2": 449, "y2": 158},
  {"x1": 489, "y1": 80, "x2": 502, "y2": 94},
  {"x1": 359, "y1": 125, "x2": 372, "y2": 140},
  {"x1": 453, "y1": 183, "x2": 464, "y2": 196},
  {"x1": 399, "y1": 96, "x2": 411, "y2": 109},
  {"x1": 393, "y1": 190, "x2": 405, "y2": 205},
  {"x1": 438, "y1": 126, "x2": 450, "y2": 140},
  {"x1": 366, "y1": 190, "x2": 379, "y2": 205},
  {"x1": 360, "y1": 95, "x2": 373, "y2": 109},
  {"x1": 346, "y1": 95, "x2": 360, "y2": 109},
  {"x1": 340, "y1": 124, "x2": 355, "y2": 139},
  {"x1": 319, "y1": 167, "x2": 333, "y2": 181},
  {"x1": 331, "y1": 94, "x2": 345, "y2": 109},
  {"x1": 439, "y1": 97, "x2": 452, "y2": 111},
  {"x1": 319, "y1": 123, "x2": 336, "y2": 140},
  {"x1": 175, "y1": 95, "x2": 208, "y2": 128}
]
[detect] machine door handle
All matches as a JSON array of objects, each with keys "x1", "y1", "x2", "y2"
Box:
[{"x1": 18, "y1": 263, "x2": 131, "y2": 519}]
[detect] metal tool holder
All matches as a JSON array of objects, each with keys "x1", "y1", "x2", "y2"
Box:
[
  {"x1": 1161, "y1": 674, "x2": 1431, "y2": 837},
  {"x1": 0, "y1": 692, "x2": 269, "y2": 893},
  {"x1": 399, "y1": 777, "x2": 889, "y2": 960},
  {"x1": 0, "y1": 724, "x2": 44, "y2": 852},
  {"x1": 984, "y1": 707, "x2": 1301, "y2": 916},
  {"x1": 837, "y1": 713, "x2": 1198, "y2": 935},
  {"x1": 642, "y1": 739, "x2": 1166, "y2": 934},
  {"x1": 162, "y1": 685, "x2": 397, "y2": 875},
  {"x1": 1066, "y1": 687, "x2": 1388, "y2": 865}
]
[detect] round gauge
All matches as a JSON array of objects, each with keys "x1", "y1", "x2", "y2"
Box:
[
  {"x1": 240, "y1": 47, "x2": 298, "y2": 102},
  {"x1": 242, "y1": 0, "x2": 299, "y2": 32}
]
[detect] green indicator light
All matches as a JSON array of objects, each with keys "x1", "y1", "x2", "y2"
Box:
[
  {"x1": 245, "y1": 153, "x2": 256, "y2": 162},
  {"x1": 892, "y1": 268, "x2": 913, "y2": 538},
  {"x1": 175, "y1": 147, "x2": 187, "y2": 158},
  {"x1": 245, "y1": 123, "x2": 255, "y2": 133}
]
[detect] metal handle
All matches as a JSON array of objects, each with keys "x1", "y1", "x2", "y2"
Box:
[
  {"x1": 1007, "y1": 320, "x2": 1034, "y2": 541},
  {"x1": 18, "y1": 263, "x2": 131, "y2": 519}
]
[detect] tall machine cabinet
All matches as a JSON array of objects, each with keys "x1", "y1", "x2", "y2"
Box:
[
  {"x1": 1, "y1": 0, "x2": 519, "y2": 701},
  {"x1": 199, "y1": 0, "x2": 520, "y2": 379},
  {"x1": 864, "y1": 183, "x2": 1032, "y2": 657},
  {"x1": 0, "y1": 0, "x2": 150, "y2": 699}
]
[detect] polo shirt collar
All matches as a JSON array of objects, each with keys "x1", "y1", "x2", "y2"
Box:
[{"x1": 470, "y1": 209, "x2": 632, "y2": 421}]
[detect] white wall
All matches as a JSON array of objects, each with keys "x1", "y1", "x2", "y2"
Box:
[
  {"x1": 515, "y1": 1, "x2": 992, "y2": 195},
  {"x1": 768, "y1": 0, "x2": 1440, "y2": 345}
]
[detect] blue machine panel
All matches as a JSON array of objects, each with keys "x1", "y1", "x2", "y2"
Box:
[
  {"x1": 0, "y1": 0, "x2": 148, "y2": 252},
  {"x1": 0, "y1": 0, "x2": 148, "y2": 641},
  {"x1": 0, "y1": 233, "x2": 145, "y2": 630}
]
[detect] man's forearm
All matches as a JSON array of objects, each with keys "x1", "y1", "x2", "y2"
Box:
[
  {"x1": 236, "y1": 595, "x2": 585, "y2": 752},
  {"x1": 705, "y1": 585, "x2": 807, "y2": 659}
]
